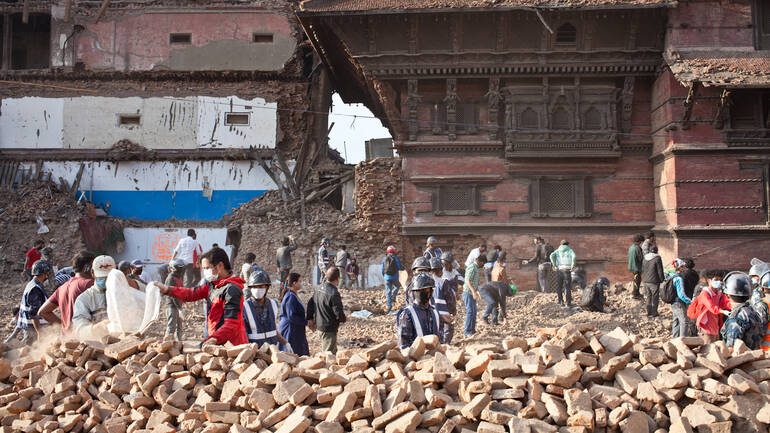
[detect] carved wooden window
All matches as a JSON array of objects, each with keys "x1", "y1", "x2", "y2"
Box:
[
  {"x1": 430, "y1": 102, "x2": 447, "y2": 134},
  {"x1": 583, "y1": 107, "x2": 602, "y2": 130},
  {"x1": 556, "y1": 23, "x2": 577, "y2": 45},
  {"x1": 531, "y1": 178, "x2": 592, "y2": 218},
  {"x1": 552, "y1": 107, "x2": 571, "y2": 130},
  {"x1": 456, "y1": 102, "x2": 479, "y2": 134},
  {"x1": 753, "y1": 0, "x2": 770, "y2": 50},
  {"x1": 730, "y1": 91, "x2": 770, "y2": 129},
  {"x1": 520, "y1": 108, "x2": 539, "y2": 130},
  {"x1": 433, "y1": 184, "x2": 479, "y2": 216}
]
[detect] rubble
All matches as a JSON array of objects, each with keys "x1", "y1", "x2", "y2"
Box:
[{"x1": 1, "y1": 323, "x2": 769, "y2": 433}]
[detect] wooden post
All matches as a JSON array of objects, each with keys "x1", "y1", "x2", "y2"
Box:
[{"x1": 95, "y1": 0, "x2": 111, "y2": 23}]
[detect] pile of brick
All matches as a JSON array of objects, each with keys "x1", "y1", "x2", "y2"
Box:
[
  {"x1": 2, "y1": 322, "x2": 770, "y2": 433},
  {"x1": 354, "y1": 158, "x2": 402, "y2": 235}
]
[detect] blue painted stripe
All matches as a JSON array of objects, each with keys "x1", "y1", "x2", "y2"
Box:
[{"x1": 83, "y1": 190, "x2": 267, "y2": 221}]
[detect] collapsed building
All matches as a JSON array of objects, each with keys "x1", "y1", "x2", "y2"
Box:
[{"x1": 297, "y1": 0, "x2": 770, "y2": 287}]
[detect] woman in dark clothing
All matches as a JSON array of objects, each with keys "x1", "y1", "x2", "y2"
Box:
[{"x1": 279, "y1": 273, "x2": 309, "y2": 356}]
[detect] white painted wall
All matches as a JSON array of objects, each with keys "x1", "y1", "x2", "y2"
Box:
[{"x1": 1, "y1": 96, "x2": 277, "y2": 150}]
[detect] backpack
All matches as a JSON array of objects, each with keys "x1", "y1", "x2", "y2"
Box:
[
  {"x1": 660, "y1": 276, "x2": 678, "y2": 304},
  {"x1": 543, "y1": 244, "x2": 555, "y2": 260},
  {"x1": 384, "y1": 254, "x2": 398, "y2": 276}
]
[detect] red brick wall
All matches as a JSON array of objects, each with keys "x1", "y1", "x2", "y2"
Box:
[{"x1": 667, "y1": 0, "x2": 754, "y2": 49}]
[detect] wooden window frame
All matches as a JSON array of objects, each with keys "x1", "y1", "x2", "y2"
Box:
[
  {"x1": 1, "y1": 12, "x2": 51, "y2": 71},
  {"x1": 530, "y1": 177, "x2": 592, "y2": 218},
  {"x1": 432, "y1": 183, "x2": 480, "y2": 216}
]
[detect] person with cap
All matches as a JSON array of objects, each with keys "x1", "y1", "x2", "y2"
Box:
[
  {"x1": 335, "y1": 245, "x2": 350, "y2": 290},
  {"x1": 52, "y1": 266, "x2": 74, "y2": 291},
  {"x1": 687, "y1": 269, "x2": 730, "y2": 343},
  {"x1": 279, "y1": 272, "x2": 309, "y2": 356},
  {"x1": 550, "y1": 240, "x2": 576, "y2": 307},
  {"x1": 483, "y1": 246, "x2": 502, "y2": 283},
  {"x1": 429, "y1": 257, "x2": 456, "y2": 343},
  {"x1": 423, "y1": 236, "x2": 443, "y2": 261},
  {"x1": 670, "y1": 258, "x2": 693, "y2": 338},
  {"x1": 242, "y1": 270, "x2": 287, "y2": 349},
  {"x1": 463, "y1": 254, "x2": 485, "y2": 337},
  {"x1": 406, "y1": 256, "x2": 431, "y2": 304},
  {"x1": 130, "y1": 259, "x2": 148, "y2": 285},
  {"x1": 441, "y1": 252, "x2": 464, "y2": 297},
  {"x1": 465, "y1": 243, "x2": 488, "y2": 269},
  {"x1": 523, "y1": 236, "x2": 555, "y2": 293},
  {"x1": 317, "y1": 237, "x2": 330, "y2": 285},
  {"x1": 7, "y1": 260, "x2": 52, "y2": 344},
  {"x1": 276, "y1": 236, "x2": 298, "y2": 287},
  {"x1": 397, "y1": 273, "x2": 441, "y2": 349},
  {"x1": 164, "y1": 258, "x2": 186, "y2": 341},
  {"x1": 157, "y1": 247, "x2": 248, "y2": 346},
  {"x1": 72, "y1": 255, "x2": 115, "y2": 339},
  {"x1": 172, "y1": 229, "x2": 203, "y2": 288},
  {"x1": 641, "y1": 231, "x2": 656, "y2": 255},
  {"x1": 381, "y1": 245, "x2": 405, "y2": 313},
  {"x1": 38, "y1": 251, "x2": 96, "y2": 336},
  {"x1": 580, "y1": 277, "x2": 610, "y2": 313},
  {"x1": 642, "y1": 245, "x2": 665, "y2": 317},
  {"x1": 306, "y1": 266, "x2": 346, "y2": 353},
  {"x1": 721, "y1": 271, "x2": 764, "y2": 349}
]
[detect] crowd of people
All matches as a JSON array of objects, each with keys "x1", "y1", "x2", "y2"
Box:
[{"x1": 7, "y1": 230, "x2": 770, "y2": 356}]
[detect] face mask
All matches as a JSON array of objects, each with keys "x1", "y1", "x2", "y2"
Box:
[
  {"x1": 95, "y1": 277, "x2": 107, "y2": 290},
  {"x1": 203, "y1": 268, "x2": 217, "y2": 282},
  {"x1": 416, "y1": 290, "x2": 430, "y2": 305},
  {"x1": 252, "y1": 288, "x2": 267, "y2": 299},
  {"x1": 753, "y1": 278, "x2": 760, "y2": 285},
  {"x1": 711, "y1": 280, "x2": 723, "y2": 289}
]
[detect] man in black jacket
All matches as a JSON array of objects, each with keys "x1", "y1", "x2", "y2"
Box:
[
  {"x1": 642, "y1": 245, "x2": 665, "y2": 317},
  {"x1": 307, "y1": 267, "x2": 346, "y2": 353},
  {"x1": 522, "y1": 237, "x2": 554, "y2": 292}
]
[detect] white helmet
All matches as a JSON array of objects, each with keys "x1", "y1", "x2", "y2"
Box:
[{"x1": 92, "y1": 255, "x2": 116, "y2": 278}]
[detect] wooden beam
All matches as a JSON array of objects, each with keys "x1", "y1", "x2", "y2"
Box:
[
  {"x1": 64, "y1": 0, "x2": 73, "y2": 22},
  {"x1": 95, "y1": 0, "x2": 111, "y2": 23}
]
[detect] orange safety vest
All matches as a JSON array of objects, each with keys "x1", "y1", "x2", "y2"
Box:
[{"x1": 760, "y1": 297, "x2": 770, "y2": 352}]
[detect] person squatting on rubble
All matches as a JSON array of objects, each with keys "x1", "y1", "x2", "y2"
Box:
[
  {"x1": 429, "y1": 257, "x2": 457, "y2": 344},
  {"x1": 276, "y1": 235, "x2": 297, "y2": 286},
  {"x1": 397, "y1": 273, "x2": 441, "y2": 349},
  {"x1": 579, "y1": 277, "x2": 610, "y2": 313},
  {"x1": 628, "y1": 234, "x2": 644, "y2": 300},
  {"x1": 72, "y1": 255, "x2": 114, "y2": 339},
  {"x1": 463, "y1": 254, "x2": 485, "y2": 338},
  {"x1": 346, "y1": 258, "x2": 360, "y2": 290},
  {"x1": 687, "y1": 269, "x2": 730, "y2": 343},
  {"x1": 550, "y1": 240, "x2": 576, "y2": 307},
  {"x1": 642, "y1": 245, "x2": 664, "y2": 317},
  {"x1": 279, "y1": 272, "x2": 310, "y2": 357},
  {"x1": 751, "y1": 269, "x2": 770, "y2": 351},
  {"x1": 158, "y1": 247, "x2": 248, "y2": 346},
  {"x1": 335, "y1": 245, "x2": 350, "y2": 290},
  {"x1": 22, "y1": 239, "x2": 45, "y2": 282},
  {"x1": 523, "y1": 236, "x2": 555, "y2": 293},
  {"x1": 423, "y1": 236, "x2": 442, "y2": 261},
  {"x1": 6, "y1": 260, "x2": 52, "y2": 344},
  {"x1": 721, "y1": 271, "x2": 764, "y2": 349},
  {"x1": 240, "y1": 253, "x2": 264, "y2": 287},
  {"x1": 306, "y1": 266, "x2": 346, "y2": 354},
  {"x1": 381, "y1": 246, "x2": 404, "y2": 313},
  {"x1": 38, "y1": 251, "x2": 96, "y2": 336},
  {"x1": 164, "y1": 258, "x2": 186, "y2": 341},
  {"x1": 172, "y1": 229, "x2": 203, "y2": 288},
  {"x1": 242, "y1": 270, "x2": 287, "y2": 349}
]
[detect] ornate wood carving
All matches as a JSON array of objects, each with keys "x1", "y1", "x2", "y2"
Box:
[
  {"x1": 409, "y1": 16, "x2": 418, "y2": 54},
  {"x1": 495, "y1": 14, "x2": 506, "y2": 51},
  {"x1": 445, "y1": 78, "x2": 459, "y2": 141},
  {"x1": 621, "y1": 77, "x2": 635, "y2": 133},
  {"x1": 681, "y1": 82, "x2": 697, "y2": 130},
  {"x1": 406, "y1": 79, "x2": 421, "y2": 141},
  {"x1": 713, "y1": 88, "x2": 730, "y2": 130},
  {"x1": 486, "y1": 78, "x2": 501, "y2": 140},
  {"x1": 367, "y1": 16, "x2": 376, "y2": 53},
  {"x1": 451, "y1": 15, "x2": 461, "y2": 53},
  {"x1": 627, "y1": 15, "x2": 639, "y2": 50}
]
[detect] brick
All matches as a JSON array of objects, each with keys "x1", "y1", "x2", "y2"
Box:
[
  {"x1": 681, "y1": 404, "x2": 716, "y2": 428},
  {"x1": 460, "y1": 393, "x2": 491, "y2": 420},
  {"x1": 538, "y1": 359, "x2": 583, "y2": 388},
  {"x1": 248, "y1": 388, "x2": 276, "y2": 412},
  {"x1": 257, "y1": 362, "x2": 291, "y2": 386},
  {"x1": 325, "y1": 391, "x2": 357, "y2": 423},
  {"x1": 104, "y1": 338, "x2": 141, "y2": 361},
  {"x1": 263, "y1": 403, "x2": 294, "y2": 428},
  {"x1": 477, "y1": 421, "x2": 506, "y2": 433},
  {"x1": 615, "y1": 368, "x2": 644, "y2": 395},
  {"x1": 420, "y1": 408, "x2": 445, "y2": 427},
  {"x1": 599, "y1": 328, "x2": 632, "y2": 355},
  {"x1": 384, "y1": 410, "x2": 422, "y2": 433},
  {"x1": 275, "y1": 409, "x2": 313, "y2": 433},
  {"x1": 372, "y1": 401, "x2": 417, "y2": 430},
  {"x1": 466, "y1": 353, "x2": 492, "y2": 378},
  {"x1": 315, "y1": 421, "x2": 344, "y2": 433}
]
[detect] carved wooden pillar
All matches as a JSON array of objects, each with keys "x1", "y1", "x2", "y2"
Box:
[
  {"x1": 487, "y1": 78, "x2": 501, "y2": 140},
  {"x1": 367, "y1": 16, "x2": 377, "y2": 54},
  {"x1": 621, "y1": 77, "x2": 635, "y2": 133},
  {"x1": 451, "y1": 15, "x2": 461, "y2": 53},
  {"x1": 445, "y1": 78, "x2": 459, "y2": 141},
  {"x1": 627, "y1": 14, "x2": 639, "y2": 50},
  {"x1": 504, "y1": 92, "x2": 514, "y2": 155},
  {"x1": 406, "y1": 79, "x2": 421, "y2": 141},
  {"x1": 495, "y1": 15, "x2": 506, "y2": 52}
]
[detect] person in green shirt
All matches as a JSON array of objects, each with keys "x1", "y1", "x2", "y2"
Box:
[
  {"x1": 628, "y1": 234, "x2": 644, "y2": 300},
  {"x1": 463, "y1": 255, "x2": 485, "y2": 337}
]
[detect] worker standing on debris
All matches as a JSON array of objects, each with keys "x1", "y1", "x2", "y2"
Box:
[
  {"x1": 279, "y1": 272, "x2": 310, "y2": 356},
  {"x1": 423, "y1": 236, "x2": 442, "y2": 261},
  {"x1": 346, "y1": 258, "x2": 360, "y2": 290},
  {"x1": 523, "y1": 236, "x2": 554, "y2": 293},
  {"x1": 72, "y1": 255, "x2": 115, "y2": 339},
  {"x1": 164, "y1": 258, "x2": 186, "y2": 341},
  {"x1": 721, "y1": 272, "x2": 764, "y2": 349},
  {"x1": 550, "y1": 240, "x2": 576, "y2": 307},
  {"x1": 306, "y1": 267, "x2": 346, "y2": 353},
  {"x1": 688, "y1": 269, "x2": 730, "y2": 343},
  {"x1": 157, "y1": 247, "x2": 248, "y2": 346},
  {"x1": 381, "y1": 245, "x2": 404, "y2": 313},
  {"x1": 464, "y1": 242, "x2": 487, "y2": 269},
  {"x1": 440, "y1": 252, "x2": 464, "y2": 297},
  {"x1": 484, "y1": 246, "x2": 502, "y2": 283},
  {"x1": 335, "y1": 245, "x2": 350, "y2": 290},
  {"x1": 242, "y1": 271, "x2": 287, "y2": 349},
  {"x1": 670, "y1": 258, "x2": 693, "y2": 337},
  {"x1": 38, "y1": 251, "x2": 96, "y2": 336},
  {"x1": 463, "y1": 254, "x2": 485, "y2": 338},
  {"x1": 429, "y1": 258, "x2": 456, "y2": 343},
  {"x1": 397, "y1": 273, "x2": 441, "y2": 349},
  {"x1": 172, "y1": 229, "x2": 203, "y2": 288},
  {"x1": 22, "y1": 239, "x2": 45, "y2": 281},
  {"x1": 7, "y1": 260, "x2": 51, "y2": 344},
  {"x1": 641, "y1": 231, "x2": 656, "y2": 255},
  {"x1": 317, "y1": 237, "x2": 330, "y2": 285},
  {"x1": 276, "y1": 235, "x2": 297, "y2": 286},
  {"x1": 642, "y1": 245, "x2": 664, "y2": 317},
  {"x1": 628, "y1": 235, "x2": 644, "y2": 300},
  {"x1": 406, "y1": 257, "x2": 431, "y2": 304},
  {"x1": 751, "y1": 270, "x2": 770, "y2": 351}
]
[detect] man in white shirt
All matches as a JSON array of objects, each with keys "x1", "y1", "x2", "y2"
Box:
[
  {"x1": 172, "y1": 229, "x2": 203, "y2": 288},
  {"x1": 464, "y1": 243, "x2": 487, "y2": 269}
]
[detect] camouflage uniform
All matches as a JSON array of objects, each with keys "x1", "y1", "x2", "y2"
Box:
[{"x1": 721, "y1": 302, "x2": 765, "y2": 349}]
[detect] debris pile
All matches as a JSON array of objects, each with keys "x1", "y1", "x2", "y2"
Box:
[
  {"x1": 2, "y1": 323, "x2": 770, "y2": 433},
  {"x1": 355, "y1": 158, "x2": 402, "y2": 235}
]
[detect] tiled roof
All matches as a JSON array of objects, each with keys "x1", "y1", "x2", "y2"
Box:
[
  {"x1": 299, "y1": 0, "x2": 674, "y2": 12},
  {"x1": 665, "y1": 49, "x2": 770, "y2": 88}
]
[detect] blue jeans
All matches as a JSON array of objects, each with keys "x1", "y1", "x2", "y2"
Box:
[
  {"x1": 385, "y1": 280, "x2": 400, "y2": 310},
  {"x1": 481, "y1": 290, "x2": 499, "y2": 324},
  {"x1": 463, "y1": 291, "x2": 477, "y2": 336}
]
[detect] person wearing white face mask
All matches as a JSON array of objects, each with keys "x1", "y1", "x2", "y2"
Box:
[
  {"x1": 242, "y1": 271, "x2": 288, "y2": 349},
  {"x1": 278, "y1": 273, "x2": 309, "y2": 356},
  {"x1": 687, "y1": 269, "x2": 731, "y2": 343}
]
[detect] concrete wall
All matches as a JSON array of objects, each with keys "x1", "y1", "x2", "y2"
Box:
[
  {"x1": 0, "y1": 96, "x2": 277, "y2": 149},
  {"x1": 71, "y1": 11, "x2": 296, "y2": 72}
]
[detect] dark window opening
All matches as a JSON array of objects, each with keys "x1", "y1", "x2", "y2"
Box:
[
  {"x1": 225, "y1": 113, "x2": 250, "y2": 126},
  {"x1": 552, "y1": 107, "x2": 570, "y2": 130},
  {"x1": 556, "y1": 23, "x2": 577, "y2": 44},
  {"x1": 169, "y1": 33, "x2": 192, "y2": 44},
  {"x1": 754, "y1": 0, "x2": 770, "y2": 50},
  {"x1": 118, "y1": 114, "x2": 141, "y2": 126},
  {"x1": 456, "y1": 102, "x2": 479, "y2": 133},
  {"x1": 0, "y1": 18, "x2": 4, "y2": 68},
  {"x1": 9, "y1": 13, "x2": 50, "y2": 70},
  {"x1": 541, "y1": 181, "x2": 575, "y2": 213},
  {"x1": 434, "y1": 184, "x2": 479, "y2": 216},
  {"x1": 730, "y1": 91, "x2": 766, "y2": 129},
  {"x1": 531, "y1": 177, "x2": 592, "y2": 218},
  {"x1": 252, "y1": 33, "x2": 273, "y2": 43},
  {"x1": 520, "y1": 108, "x2": 539, "y2": 130},
  {"x1": 583, "y1": 107, "x2": 602, "y2": 130},
  {"x1": 430, "y1": 102, "x2": 447, "y2": 134}
]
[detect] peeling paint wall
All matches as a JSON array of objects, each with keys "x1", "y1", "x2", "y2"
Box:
[
  {"x1": 73, "y1": 11, "x2": 296, "y2": 72},
  {"x1": 0, "y1": 96, "x2": 277, "y2": 149}
]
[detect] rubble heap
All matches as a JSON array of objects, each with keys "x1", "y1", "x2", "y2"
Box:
[
  {"x1": 2, "y1": 323, "x2": 770, "y2": 433},
  {"x1": 354, "y1": 158, "x2": 402, "y2": 235}
]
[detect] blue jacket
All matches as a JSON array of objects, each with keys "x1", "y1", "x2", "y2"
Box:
[
  {"x1": 672, "y1": 273, "x2": 691, "y2": 304},
  {"x1": 397, "y1": 303, "x2": 440, "y2": 349},
  {"x1": 382, "y1": 254, "x2": 404, "y2": 282}
]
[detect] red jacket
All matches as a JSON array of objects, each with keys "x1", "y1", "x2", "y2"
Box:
[
  {"x1": 170, "y1": 275, "x2": 248, "y2": 345},
  {"x1": 688, "y1": 287, "x2": 731, "y2": 336}
]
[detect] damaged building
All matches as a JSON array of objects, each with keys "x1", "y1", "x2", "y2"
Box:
[{"x1": 298, "y1": 0, "x2": 770, "y2": 286}]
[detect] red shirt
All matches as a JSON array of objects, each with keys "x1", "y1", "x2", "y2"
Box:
[
  {"x1": 25, "y1": 248, "x2": 41, "y2": 269},
  {"x1": 47, "y1": 276, "x2": 93, "y2": 335}
]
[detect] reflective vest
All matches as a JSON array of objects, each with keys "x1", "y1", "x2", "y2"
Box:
[
  {"x1": 243, "y1": 298, "x2": 279, "y2": 346},
  {"x1": 431, "y1": 275, "x2": 450, "y2": 316},
  {"x1": 398, "y1": 304, "x2": 440, "y2": 345}
]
